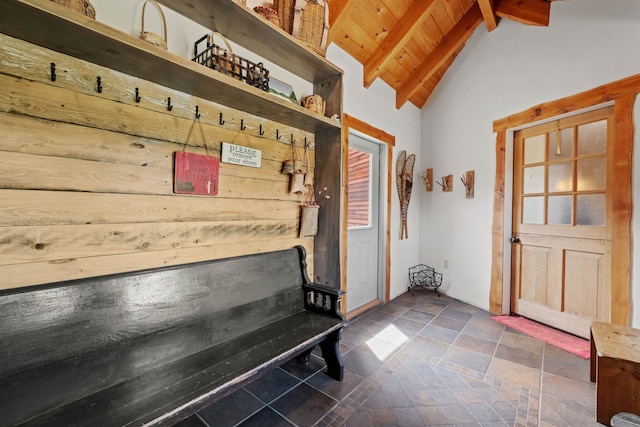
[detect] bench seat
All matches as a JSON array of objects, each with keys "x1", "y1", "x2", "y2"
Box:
[{"x1": 0, "y1": 246, "x2": 345, "y2": 426}]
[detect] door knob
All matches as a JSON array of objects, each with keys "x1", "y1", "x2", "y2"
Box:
[{"x1": 510, "y1": 237, "x2": 520, "y2": 243}]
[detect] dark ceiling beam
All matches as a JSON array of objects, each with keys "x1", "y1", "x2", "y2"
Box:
[
  {"x1": 477, "y1": 0, "x2": 499, "y2": 32},
  {"x1": 495, "y1": 0, "x2": 551, "y2": 26},
  {"x1": 396, "y1": 3, "x2": 483, "y2": 109},
  {"x1": 362, "y1": 0, "x2": 438, "y2": 88}
]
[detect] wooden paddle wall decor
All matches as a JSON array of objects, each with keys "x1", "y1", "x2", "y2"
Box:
[{"x1": 396, "y1": 150, "x2": 415, "y2": 239}]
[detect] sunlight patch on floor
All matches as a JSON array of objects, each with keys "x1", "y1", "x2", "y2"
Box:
[{"x1": 366, "y1": 324, "x2": 408, "y2": 361}]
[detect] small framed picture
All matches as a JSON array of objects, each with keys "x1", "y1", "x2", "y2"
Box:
[{"x1": 269, "y1": 77, "x2": 297, "y2": 103}]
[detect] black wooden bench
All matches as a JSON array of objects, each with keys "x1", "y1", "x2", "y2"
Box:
[{"x1": 0, "y1": 246, "x2": 345, "y2": 426}]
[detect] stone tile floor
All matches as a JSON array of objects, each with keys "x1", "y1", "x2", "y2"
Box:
[{"x1": 176, "y1": 291, "x2": 603, "y2": 426}]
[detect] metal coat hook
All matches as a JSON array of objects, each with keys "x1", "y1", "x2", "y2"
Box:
[
  {"x1": 276, "y1": 129, "x2": 281, "y2": 140},
  {"x1": 195, "y1": 105, "x2": 201, "y2": 119},
  {"x1": 96, "y1": 76, "x2": 102, "y2": 93},
  {"x1": 240, "y1": 119, "x2": 246, "y2": 131},
  {"x1": 259, "y1": 124, "x2": 265, "y2": 136},
  {"x1": 50, "y1": 62, "x2": 56, "y2": 82},
  {"x1": 219, "y1": 112, "x2": 225, "y2": 125},
  {"x1": 135, "y1": 88, "x2": 141, "y2": 103},
  {"x1": 290, "y1": 134, "x2": 295, "y2": 144},
  {"x1": 167, "y1": 97, "x2": 173, "y2": 111}
]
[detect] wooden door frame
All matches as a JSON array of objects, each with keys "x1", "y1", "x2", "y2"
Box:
[
  {"x1": 490, "y1": 74, "x2": 639, "y2": 326},
  {"x1": 342, "y1": 114, "x2": 395, "y2": 316}
]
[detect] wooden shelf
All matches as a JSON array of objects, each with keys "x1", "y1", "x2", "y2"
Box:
[
  {"x1": 0, "y1": 0, "x2": 341, "y2": 133},
  {"x1": 155, "y1": 0, "x2": 342, "y2": 85}
]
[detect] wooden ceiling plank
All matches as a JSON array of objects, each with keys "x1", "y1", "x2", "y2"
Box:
[
  {"x1": 396, "y1": 3, "x2": 483, "y2": 109},
  {"x1": 327, "y1": 0, "x2": 358, "y2": 45},
  {"x1": 363, "y1": 0, "x2": 439, "y2": 88},
  {"x1": 477, "y1": 0, "x2": 499, "y2": 31},
  {"x1": 495, "y1": 0, "x2": 550, "y2": 27}
]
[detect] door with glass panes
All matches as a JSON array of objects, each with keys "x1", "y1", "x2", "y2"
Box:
[{"x1": 511, "y1": 107, "x2": 613, "y2": 339}]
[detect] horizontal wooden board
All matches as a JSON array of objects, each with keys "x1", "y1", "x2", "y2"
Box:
[
  {"x1": 0, "y1": 190, "x2": 302, "y2": 226},
  {"x1": 1, "y1": 220, "x2": 302, "y2": 264},
  {"x1": 0, "y1": 238, "x2": 314, "y2": 290}
]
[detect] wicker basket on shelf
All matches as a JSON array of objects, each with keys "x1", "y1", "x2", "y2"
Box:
[
  {"x1": 292, "y1": 0, "x2": 329, "y2": 55},
  {"x1": 274, "y1": 0, "x2": 295, "y2": 34},
  {"x1": 49, "y1": 0, "x2": 95, "y2": 19}
]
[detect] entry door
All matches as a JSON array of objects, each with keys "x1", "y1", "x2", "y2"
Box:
[
  {"x1": 346, "y1": 134, "x2": 380, "y2": 313},
  {"x1": 511, "y1": 107, "x2": 614, "y2": 339}
]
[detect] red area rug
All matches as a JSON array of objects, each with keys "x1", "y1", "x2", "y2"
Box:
[{"x1": 491, "y1": 315, "x2": 590, "y2": 359}]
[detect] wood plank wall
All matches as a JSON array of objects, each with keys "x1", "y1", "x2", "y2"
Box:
[{"x1": 0, "y1": 34, "x2": 315, "y2": 290}]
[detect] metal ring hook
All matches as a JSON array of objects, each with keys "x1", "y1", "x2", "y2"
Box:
[
  {"x1": 259, "y1": 124, "x2": 265, "y2": 136},
  {"x1": 219, "y1": 113, "x2": 225, "y2": 125},
  {"x1": 135, "y1": 88, "x2": 141, "y2": 103},
  {"x1": 167, "y1": 97, "x2": 173, "y2": 111},
  {"x1": 96, "y1": 76, "x2": 102, "y2": 93},
  {"x1": 50, "y1": 63, "x2": 56, "y2": 82},
  {"x1": 195, "y1": 105, "x2": 201, "y2": 119},
  {"x1": 240, "y1": 119, "x2": 246, "y2": 131}
]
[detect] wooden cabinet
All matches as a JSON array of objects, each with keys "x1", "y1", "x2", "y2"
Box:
[{"x1": 0, "y1": 0, "x2": 343, "y2": 288}]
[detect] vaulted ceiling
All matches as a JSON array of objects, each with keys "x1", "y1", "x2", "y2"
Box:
[{"x1": 327, "y1": 0, "x2": 552, "y2": 109}]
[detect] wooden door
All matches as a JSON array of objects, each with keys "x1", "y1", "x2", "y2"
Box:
[{"x1": 511, "y1": 107, "x2": 614, "y2": 339}]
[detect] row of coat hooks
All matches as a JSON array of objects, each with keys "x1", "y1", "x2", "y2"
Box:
[{"x1": 48, "y1": 62, "x2": 309, "y2": 144}]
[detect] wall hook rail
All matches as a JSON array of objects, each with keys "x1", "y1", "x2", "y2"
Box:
[
  {"x1": 219, "y1": 113, "x2": 225, "y2": 125},
  {"x1": 240, "y1": 119, "x2": 246, "y2": 131},
  {"x1": 135, "y1": 88, "x2": 141, "y2": 103},
  {"x1": 195, "y1": 105, "x2": 201, "y2": 119},
  {"x1": 50, "y1": 62, "x2": 56, "y2": 82},
  {"x1": 167, "y1": 97, "x2": 173, "y2": 111},
  {"x1": 259, "y1": 124, "x2": 265, "y2": 136},
  {"x1": 96, "y1": 76, "x2": 102, "y2": 93}
]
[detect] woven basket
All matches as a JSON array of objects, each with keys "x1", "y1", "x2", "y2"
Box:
[
  {"x1": 297, "y1": 0, "x2": 325, "y2": 54},
  {"x1": 274, "y1": 0, "x2": 295, "y2": 34},
  {"x1": 299, "y1": 204, "x2": 319, "y2": 237},
  {"x1": 50, "y1": 0, "x2": 95, "y2": 19},
  {"x1": 140, "y1": 0, "x2": 167, "y2": 50},
  {"x1": 254, "y1": 6, "x2": 280, "y2": 27},
  {"x1": 301, "y1": 94, "x2": 325, "y2": 115}
]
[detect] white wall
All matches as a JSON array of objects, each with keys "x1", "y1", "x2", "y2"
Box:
[
  {"x1": 326, "y1": 46, "x2": 422, "y2": 302},
  {"x1": 419, "y1": 0, "x2": 640, "y2": 326}
]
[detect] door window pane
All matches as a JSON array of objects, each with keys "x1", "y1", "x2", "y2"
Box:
[
  {"x1": 578, "y1": 120, "x2": 607, "y2": 156},
  {"x1": 548, "y1": 129, "x2": 572, "y2": 160},
  {"x1": 577, "y1": 157, "x2": 606, "y2": 191},
  {"x1": 347, "y1": 148, "x2": 371, "y2": 228},
  {"x1": 548, "y1": 195, "x2": 572, "y2": 225},
  {"x1": 524, "y1": 134, "x2": 546, "y2": 164},
  {"x1": 523, "y1": 166, "x2": 545, "y2": 194},
  {"x1": 577, "y1": 194, "x2": 605, "y2": 226},
  {"x1": 548, "y1": 162, "x2": 572, "y2": 192},
  {"x1": 523, "y1": 196, "x2": 545, "y2": 224}
]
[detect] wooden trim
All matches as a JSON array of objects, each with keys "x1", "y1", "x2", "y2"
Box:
[
  {"x1": 489, "y1": 129, "x2": 506, "y2": 314},
  {"x1": 493, "y1": 74, "x2": 640, "y2": 131},
  {"x1": 342, "y1": 114, "x2": 395, "y2": 311},
  {"x1": 490, "y1": 75, "x2": 638, "y2": 325},
  {"x1": 610, "y1": 95, "x2": 635, "y2": 325},
  {"x1": 346, "y1": 298, "x2": 382, "y2": 320}
]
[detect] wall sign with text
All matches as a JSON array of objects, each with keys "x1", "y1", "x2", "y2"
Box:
[
  {"x1": 221, "y1": 142, "x2": 262, "y2": 168},
  {"x1": 174, "y1": 151, "x2": 220, "y2": 196}
]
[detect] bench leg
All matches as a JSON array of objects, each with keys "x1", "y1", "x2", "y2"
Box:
[
  {"x1": 320, "y1": 329, "x2": 344, "y2": 381},
  {"x1": 297, "y1": 348, "x2": 312, "y2": 365}
]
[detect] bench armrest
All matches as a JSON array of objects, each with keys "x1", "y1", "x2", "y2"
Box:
[{"x1": 303, "y1": 283, "x2": 345, "y2": 321}]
